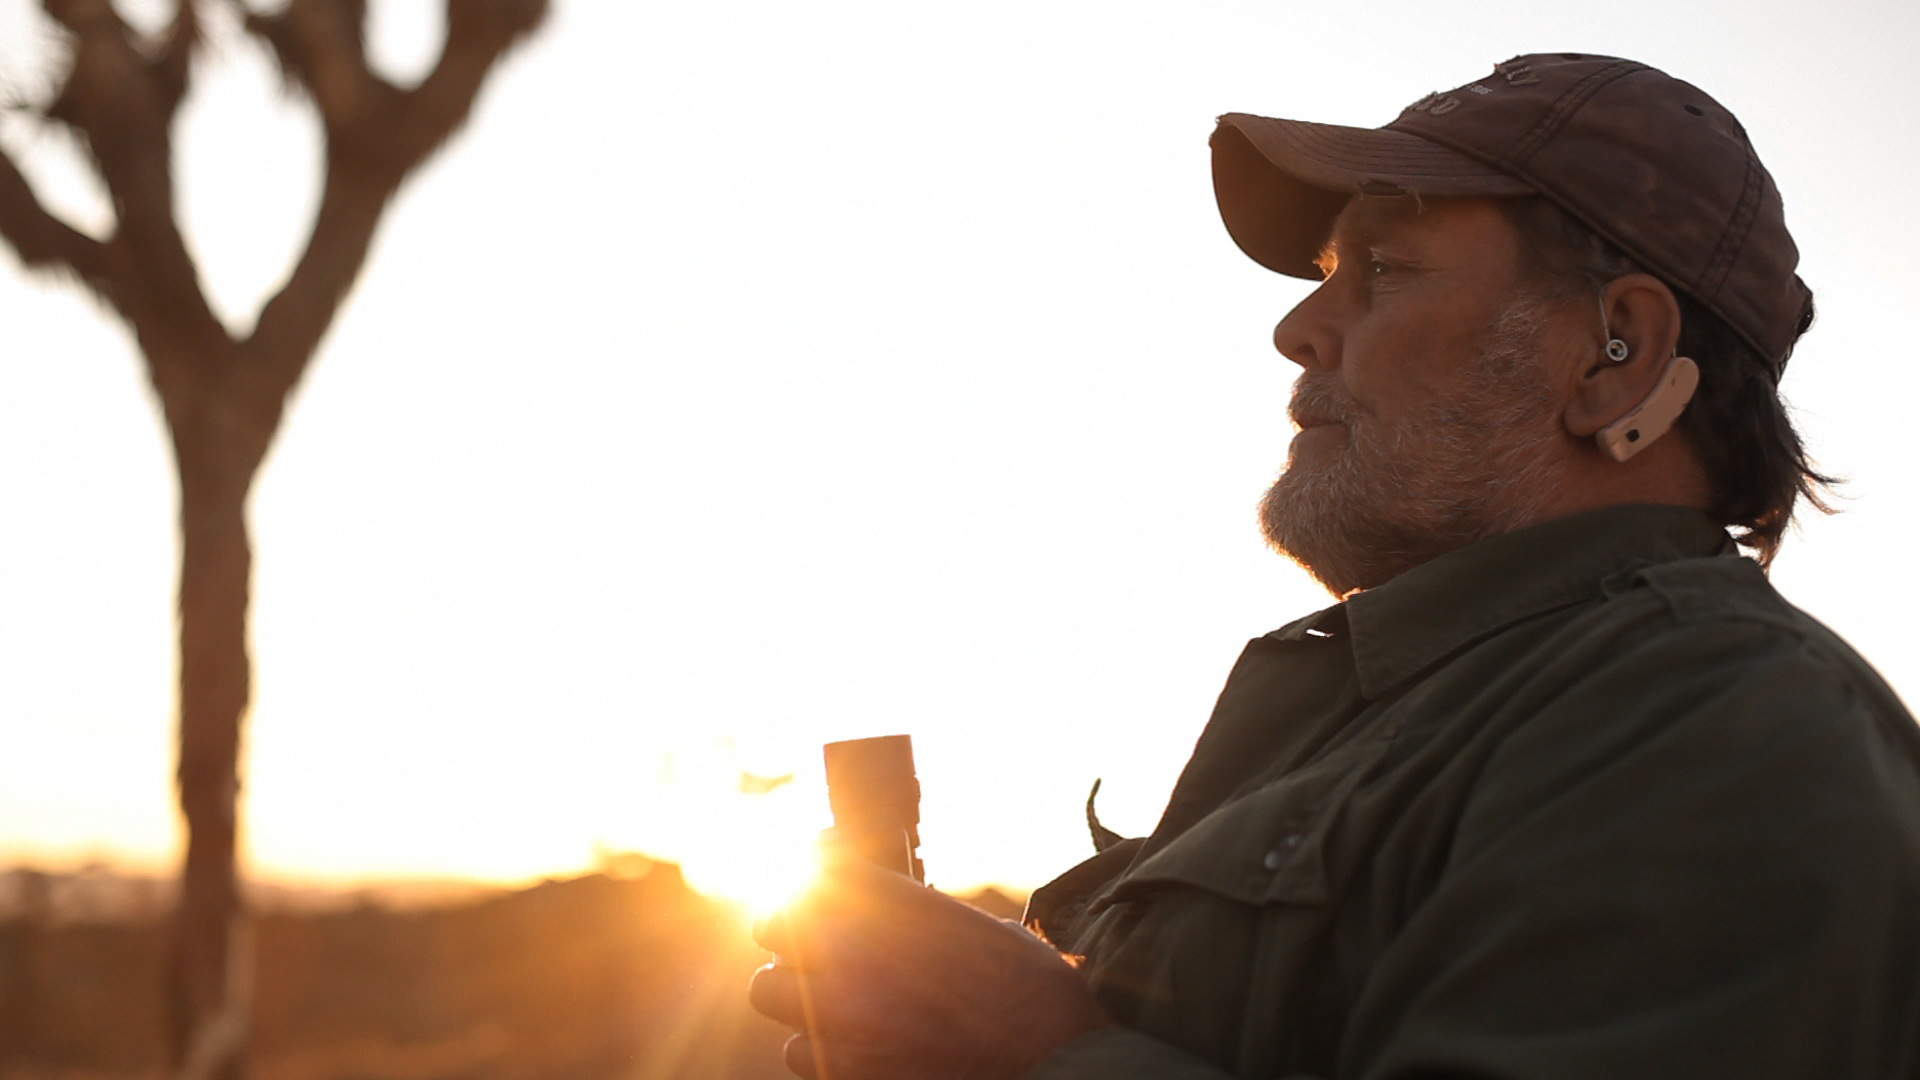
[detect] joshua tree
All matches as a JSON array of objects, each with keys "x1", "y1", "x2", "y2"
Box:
[{"x1": 0, "y1": 1, "x2": 546, "y2": 1075}]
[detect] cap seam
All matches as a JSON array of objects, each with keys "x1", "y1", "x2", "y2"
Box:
[
  {"x1": 1275, "y1": 119, "x2": 1532, "y2": 180},
  {"x1": 1694, "y1": 150, "x2": 1763, "y2": 305},
  {"x1": 1550, "y1": 186, "x2": 1776, "y2": 360},
  {"x1": 1500, "y1": 60, "x2": 1647, "y2": 171}
]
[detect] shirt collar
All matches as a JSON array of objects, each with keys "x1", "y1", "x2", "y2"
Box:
[{"x1": 1272, "y1": 504, "x2": 1735, "y2": 700}]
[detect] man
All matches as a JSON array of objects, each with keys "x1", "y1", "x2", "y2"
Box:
[{"x1": 750, "y1": 53, "x2": 1920, "y2": 1079}]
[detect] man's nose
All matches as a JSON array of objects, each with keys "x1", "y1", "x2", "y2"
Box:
[{"x1": 1272, "y1": 287, "x2": 1338, "y2": 372}]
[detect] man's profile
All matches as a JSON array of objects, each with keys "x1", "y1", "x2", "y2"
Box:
[{"x1": 749, "y1": 53, "x2": 1920, "y2": 1080}]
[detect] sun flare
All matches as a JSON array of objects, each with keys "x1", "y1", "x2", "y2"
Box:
[
  {"x1": 680, "y1": 823, "x2": 824, "y2": 919},
  {"x1": 618, "y1": 738, "x2": 832, "y2": 917}
]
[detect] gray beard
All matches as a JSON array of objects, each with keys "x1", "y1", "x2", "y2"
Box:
[{"x1": 1259, "y1": 295, "x2": 1563, "y2": 597}]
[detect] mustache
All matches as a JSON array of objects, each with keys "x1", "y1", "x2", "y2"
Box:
[{"x1": 1288, "y1": 375, "x2": 1364, "y2": 428}]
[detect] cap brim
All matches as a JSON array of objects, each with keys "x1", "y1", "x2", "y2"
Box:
[{"x1": 1212, "y1": 113, "x2": 1536, "y2": 279}]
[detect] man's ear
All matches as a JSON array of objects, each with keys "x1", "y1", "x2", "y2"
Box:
[{"x1": 1562, "y1": 273, "x2": 1685, "y2": 439}]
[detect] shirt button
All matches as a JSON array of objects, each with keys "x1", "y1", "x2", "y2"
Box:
[{"x1": 1262, "y1": 833, "x2": 1304, "y2": 870}]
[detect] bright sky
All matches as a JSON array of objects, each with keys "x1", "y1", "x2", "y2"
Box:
[{"x1": 1, "y1": 0, "x2": 1916, "y2": 900}]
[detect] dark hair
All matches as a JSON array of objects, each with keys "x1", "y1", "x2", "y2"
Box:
[{"x1": 1499, "y1": 197, "x2": 1836, "y2": 568}]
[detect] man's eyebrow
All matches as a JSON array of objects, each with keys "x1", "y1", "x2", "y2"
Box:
[
  {"x1": 1315, "y1": 205, "x2": 1383, "y2": 278},
  {"x1": 1333, "y1": 199, "x2": 1407, "y2": 243},
  {"x1": 1318, "y1": 198, "x2": 1422, "y2": 277}
]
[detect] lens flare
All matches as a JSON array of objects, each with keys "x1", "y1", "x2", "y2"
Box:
[
  {"x1": 615, "y1": 738, "x2": 831, "y2": 918},
  {"x1": 676, "y1": 801, "x2": 825, "y2": 919}
]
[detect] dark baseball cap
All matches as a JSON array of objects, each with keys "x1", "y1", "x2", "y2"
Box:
[{"x1": 1211, "y1": 53, "x2": 1812, "y2": 366}]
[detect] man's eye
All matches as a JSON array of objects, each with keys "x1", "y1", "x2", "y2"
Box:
[{"x1": 1366, "y1": 258, "x2": 1391, "y2": 277}]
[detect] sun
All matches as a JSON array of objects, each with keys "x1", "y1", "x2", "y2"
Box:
[
  {"x1": 678, "y1": 822, "x2": 824, "y2": 919},
  {"x1": 623, "y1": 739, "x2": 833, "y2": 918}
]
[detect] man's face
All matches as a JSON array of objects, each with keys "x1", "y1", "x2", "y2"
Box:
[{"x1": 1261, "y1": 196, "x2": 1572, "y2": 596}]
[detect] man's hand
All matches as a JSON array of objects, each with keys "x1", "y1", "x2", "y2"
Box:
[{"x1": 749, "y1": 851, "x2": 1112, "y2": 1080}]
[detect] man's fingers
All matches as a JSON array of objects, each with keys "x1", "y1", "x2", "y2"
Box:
[
  {"x1": 754, "y1": 856, "x2": 926, "y2": 957},
  {"x1": 751, "y1": 856, "x2": 879, "y2": 954},
  {"x1": 750, "y1": 961, "x2": 878, "y2": 1043},
  {"x1": 815, "y1": 845, "x2": 925, "y2": 897},
  {"x1": 782, "y1": 1033, "x2": 821, "y2": 1080},
  {"x1": 751, "y1": 961, "x2": 866, "y2": 1043},
  {"x1": 749, "y1": 962, "x2": 806, "y2": 1027},
  {"x1": 783, "y1": 1032, "x2": 895, "y2": 1080}
]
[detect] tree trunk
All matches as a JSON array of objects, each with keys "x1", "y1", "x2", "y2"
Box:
[
  {"x1": 163, "y1": 374, "x2": 274, "y2": 1080},
  {"x1": 0, "y1": 8, "x2": 550, "y2": 1077}
]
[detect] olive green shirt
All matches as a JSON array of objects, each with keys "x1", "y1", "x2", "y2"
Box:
[{"x1": 1027, "y1": 504, "x2": 1920, "y2": 1080}]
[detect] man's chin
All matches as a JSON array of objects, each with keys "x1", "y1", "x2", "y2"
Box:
[{"x1": 1259, "y1": 480, "x2": 1366, "y2": 597}]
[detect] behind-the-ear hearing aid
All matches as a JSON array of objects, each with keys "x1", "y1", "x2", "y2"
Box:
[
  {"x1": 1597, "y1": 354, "x2": 1698, "y2": 462},
  {"x1": 1592, "y1": 294, "x2": 1698, "y2": 463}
]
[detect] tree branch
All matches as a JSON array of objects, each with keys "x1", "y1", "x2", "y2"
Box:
[
  {"x1": 369, "y1": 0, "x2": 548, "y2": 173},
  {"x1": 246, "y1": 0, "x2": 546, "y2": 389},
  {"x1": 234, "y1": 0, "x2": 387, "y2": 136},
  {"x1": 42, "y1": 0, "x2": 225, "y2": 356},
  {"x1": 153, "y1": 0, "x2": 203, "y2": 114},
  {"x1": 0, "y1": 139, "x2": 111, "y2": 292}
]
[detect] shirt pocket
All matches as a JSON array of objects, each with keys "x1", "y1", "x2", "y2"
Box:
[{"x1": 1097, "y1": 740, "x2": 1386, "y2": 911}]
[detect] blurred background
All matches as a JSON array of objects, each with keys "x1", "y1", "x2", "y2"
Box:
[{"x1": 2, "y1": 0, "x2": 1915, "y2": 1076}]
